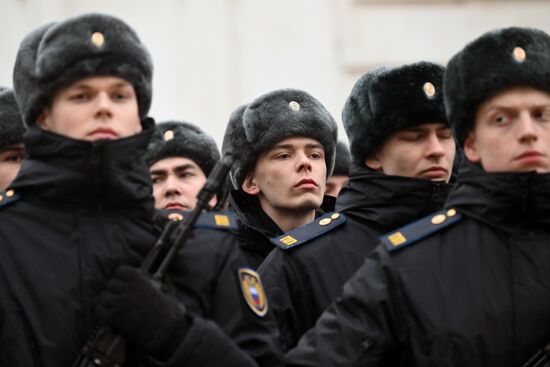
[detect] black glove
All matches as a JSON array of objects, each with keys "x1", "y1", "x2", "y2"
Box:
[{"x1": 97, "y1": 265, "x2": 190, "y2": 359}]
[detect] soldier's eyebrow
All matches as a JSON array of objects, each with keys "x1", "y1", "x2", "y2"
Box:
[
  {"x1": 173, "y1": 164, "x2": 198, "y2": 174},
  {"x1": 272, "y1": 143, "x2": 324, "y2": 150},
  {"x1": 149, "y1": 168, "x2": 168, "y2": 176}
]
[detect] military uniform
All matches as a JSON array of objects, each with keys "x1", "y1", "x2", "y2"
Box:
[
  {"x1": 229, "y1": 189, "x2": 336, "y2": 269},
  {"x1": 286, "y1": 162, "x2": 550, "y2": 367},
  {"x1": 0, "y1": 124, "x2": 282, "y2": 367},
  {"x1": 1, "y1": 12, "x2": 282, "y2": 367},
  {"x1": 258, "y1": 164, "x2": 451, "y2": 351}
]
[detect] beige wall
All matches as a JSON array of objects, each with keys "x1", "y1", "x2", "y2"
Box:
[{"x1": 1, "y1": 0, "x2": 549, "y2": 146}]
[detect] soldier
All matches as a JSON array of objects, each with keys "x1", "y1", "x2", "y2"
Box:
[
  {"x1": 144, "y1": 121, "x2": 220, "y2": 210},
  {"x1": 0, "y1": 88, "x2": 25, "y2": 190},
  {"x1": 0, "y1": 13, "x2": 280, "y2": 366},
  {"x1": 325, "y1": 141, "x2": 351, "y2": 197},
  {"x1": 259, "y1": 62, "x2": 456, "y2": 351},
  {"x1": 222, "y1": 90, "x2": 338, "y2": 268},
  {"x1": 286, "y1": 27, "x2": 550, "y2": 367}
]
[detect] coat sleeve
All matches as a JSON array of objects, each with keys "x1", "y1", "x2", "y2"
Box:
[
  {"x1": 285, "y1": 247, "x2": 404, "y2": 367},
  {"x1": 149, "y1": 229, "x2": 283, "y2": 367},
  {"x1": 207, "y1": 237, "x2": 283, "y2": 367},
  {"x1": 258, "y1": 248, "x2": 306, "y2": 352},
  {"x1": 145, "y1": 315, "x2": 258, "y2": 367}
]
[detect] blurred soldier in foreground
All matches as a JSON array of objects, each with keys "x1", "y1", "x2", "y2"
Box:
[{"x1": 286, "y1": 26, "x2": 550, "y2": 367}]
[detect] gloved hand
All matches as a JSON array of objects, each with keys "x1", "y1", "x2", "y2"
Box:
[{"x1": 97, "y1": 265, "x2": 190, "y2": 359}]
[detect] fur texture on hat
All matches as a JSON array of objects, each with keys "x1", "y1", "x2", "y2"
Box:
[
  {"x1": 13, "y1": 13, "x2": 153, "y2": 126},
  {"x1": 145, "y1": 121, "x2": 220, "y2": 177},
  {"x1": 445, "y1": 27, "x2": 550, "y2": 146},
  {"x1": 222, "y1": 89, "x2": 338, "y2": 189},
  {"x1": 342, "y1": 62, "x2": 447, "y2": 165},
  {"x1": 0, "y1": 88, "x2": 25, "y2": 152},
  {"x1": 333, "y1": 141, "x2": 351, "y2": 176}
]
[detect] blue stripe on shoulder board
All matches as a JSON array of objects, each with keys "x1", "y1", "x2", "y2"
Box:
[
  {"x1": 0, "y1": 189, "x2": 20, "y2": 209},
  {"x1": 270, "y1": 211, "x2": 346, "y2": 250},
  {"x1": 380, "y1": 208, "x2": 462, "y2": 253},
  {"x1": 160, "y1": 209, "x2": 238, "y2": 231}
]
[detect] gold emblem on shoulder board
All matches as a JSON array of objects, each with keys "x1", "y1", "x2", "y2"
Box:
[
  {"x1": 280, "y1": 235, "x2": 298, "y2": 246},
  {"x1": 319, "y1": 218, "x2": 332, "y2": 226},
  {"x1": 239, "y1": 269, "x2": 268, "y2": 317},
  {"x1": 388, "y1": 232, "x2": 406, "y2": 246},
  {"x1": 431, "y1": 214, "x2": 446, "y2": 225}
]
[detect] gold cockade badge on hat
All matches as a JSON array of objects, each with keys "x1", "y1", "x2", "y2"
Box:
[
  {"x1": 91, "y1": 32, "x2": 105, "y2": 47},
  {"x1": 423, "y1": 82, "x2": 436, "y2": 99}
]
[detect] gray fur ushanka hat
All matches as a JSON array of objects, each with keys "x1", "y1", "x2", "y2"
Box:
[
  {"x1": 145, "y1": 121, "x2": 220, "y2": 176},
  {"x1": 13, "y1": 13, "x2": 153, "y2": 127},
  {"x1": 0, "y1": 88, "x2": 25, "y2": 152},
  {"x1": 342, "y1": 62, "x2": 447, "y2": 165},
  {"x1": 445, "y1": 27, "x2": 550, "y2": 146},
  {"x1": 222, "y1": 89, "x2": 338, "y2": 189}
]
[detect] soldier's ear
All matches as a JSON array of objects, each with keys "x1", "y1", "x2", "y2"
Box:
[
  {"x1": 463, "y1": 132, "x2": 481, "y2": 163},
  {"x1": 36, "y1": 109, "x2": 50, "y2": 129},
  {"x1": 364, "y1": 153, "x2": 382, "y2": 171},
  {"x1": 241, "y1": 173, "x2": 260, "y2": 196}
]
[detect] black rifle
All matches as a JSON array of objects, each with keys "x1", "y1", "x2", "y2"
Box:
[
  {"x1": 522, "y1": 342, "x2": 550, "y2": 367},
  {"x1": 71, "y1": 153, "x2": 234, "y2": 367}
]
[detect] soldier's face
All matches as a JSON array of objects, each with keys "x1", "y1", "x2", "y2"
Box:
[
  {"x1": 37, "y1": 76, "x2": 142, "y2": 141},
  {"x1": 150, "y1": 156, "x2": 215, "y2": 211},
  {"x1": 242, "y1": 137, "x2": 327, "y2": 215},
  {"x1": 365, "y1": 122, "x2": 455, "y2": 182},
  {"x1": 465, "y1": 87, "x2": 550, "y2": 173},
  {"x1": 0, "y1": 144, "x2": 26, "y2": 190}
]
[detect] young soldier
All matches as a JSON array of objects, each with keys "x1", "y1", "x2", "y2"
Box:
[
  {"x1": 0, "y1": 88, "x2": 25, "y2": 190},
  {"x1": 145, "y1": 120, "x2": 220, "y2": 210},
  {"x1": 259, "y1": 62, "x2": 456, "y2": 351},
  {"x1": 286, "y1": 27, "x2": 550, "y2": 367},
  {"x1": 325, "y1": 141, "x2": 351, "y2": 197},
  {"x1": 222, "y1": 90, "x2": 338, "y2": 268},
  {"x1": 0, "y1": 13, "x2": 280, "y2": 366}
]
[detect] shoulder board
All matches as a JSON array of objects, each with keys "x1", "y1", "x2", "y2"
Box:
[
  {"x1": 0, "y1": 189, "x2": 19, "y2": 209},
  {"x1": 381, "y1": 208, "x2": 462, "y2": 253},
  {"x1": 270, "y1": 211, "x2": 346, "y2": 250},
  {"x1": 161, "y1": 209, "x2": 238, "y2": 231}
]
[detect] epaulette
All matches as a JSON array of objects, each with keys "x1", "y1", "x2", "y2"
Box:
[
  {"x1": 270, "y1": 211, "x2": 346, "y2": 250},
  {"x1": 0, "y1": 189, "x2": 19, "y2": 209},
  {"x1": 161, "y1": 209, "x2": 238, "y2": 231},
  {"x1": 381, "y1": 208, "x2": 462, "y2": 253}
]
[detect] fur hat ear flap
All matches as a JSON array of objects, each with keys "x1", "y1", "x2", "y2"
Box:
[
  {"x1": 145, "y1": 121, "x2": 220, "y2": 177},
  {"x1": 0, "y1": 88, "x2": 25, "y2": 152},
  {"x1": 13, "y1": 13, "x2": 153, "y2": 127},
  {"x1": 342, "y1": 62, "x2": 447, "y2": 165},
  {"x1": 444, "y1": 27, "x2": 550, "y2": 147},
  {"x1": 221, "y1": 104, "x2": 250, "y2": 189}
]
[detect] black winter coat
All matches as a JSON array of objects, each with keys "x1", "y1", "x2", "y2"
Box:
[
  {"x1": 229, "y1": 190, "x2": 285, "y2": 269},
  {"x1": 258, "y1": 165, "x2": 451, "y2": 352},
  {"x1": 0, "y1": 126, "x2": 281, "y2": 367},
  {"x1": 286, "y1": 163, "x2": 550, "y2": 367},
  {"x1": 229, "y1": 190, "x2": 336, "y2": 269}
]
